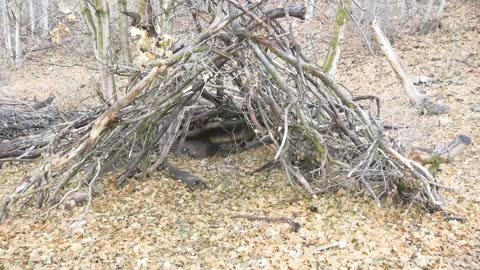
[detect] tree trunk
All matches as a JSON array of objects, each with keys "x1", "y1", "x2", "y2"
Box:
[
  {"x1": 118, "y1": 0, "x2": 132, "y2": 64},
  {"x1": 419, "y1": 0, "x2": 445, "y2": 34},
  {"x1": 28, "y1": 0, "x2": 34, "y2": 36},
  {"x1": 153, "y1": 0, "x2": 175, "y2": 35},
  {"x1": 13, "y1": 0, "x2": 22, "y2": 65},
  {"x1": 138, "y1": 0, "x2": 147, "y2": 15},
  {"x1": 305, "y1": 0, "x2": 315, "y2": 20},
  {"x1": 1, "y1": 0, "x2": 13, "y2": 63},
  {"x1": 323, "y1": 0, "x2": 351, "y2": 78},
  {"x1": 80, "y1": 0, "x2": 117, "y2": 103},
  {"x1": 40, "y1": 0, "x2": 48, "y2": 31}
]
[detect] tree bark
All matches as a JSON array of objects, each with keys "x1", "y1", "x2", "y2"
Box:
[
  {"x1": 305, "y1": 0, "x2": 315, "y2": 20},
  {"x1": 1, "y1": 0, "x2": 13, "y2": 63},
  {"x1": 13, "y1": 0, "x2": 22, "y2": 65},
  {"x1": 152, "y1": 0, "x2": 175, "y2": 35},
  {"x1": 28, "y1": 0, "x2": 34, "y2": 36},
  {"x1": 40, "y1": 0, "x2": 48, "y2": 31},
  {"x1": 118, "y1": 0, "x2": 132, "y2": 64},
  {"x1": 419, "y1": 0, "x2": 445, "y2": 34},
  {"x1": 323, "y1": 0, "x2": 351, "y2": 78},
  {"x1": 80, "y1": 0, "x2": 117, "y2": 103}
]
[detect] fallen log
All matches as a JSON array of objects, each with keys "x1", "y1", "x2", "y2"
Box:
[
  {"x1": 371, "y1": 19, "x2": 450, "y2": 115},
  {"x1": 408, "y1": 134, "x2": 472, "y2": 166}
]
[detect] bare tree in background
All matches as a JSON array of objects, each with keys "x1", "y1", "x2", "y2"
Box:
[
  {"x1": 26, "y1": 0, "x2": 48, "y2": 36},
  {"x1": 305, "y1": 0, "x2": 315, "y2": 20},
  {"x1": 13, "y1": 0, "x2": 22, "y2": 65},
  {"x1": 420, "y1": 0, "x2": 446, "y2": 34},
  {"x1": 151, "y1": 0, "x2": 176, "y2": 35},
  {"x1": 118, "y1": 0, "x2": 132, "y2": 64},
  {"x1": 40, "y1": 0, "x2": 49, "y2": 32},
  {"x1": 28, "y1": 0, "x2": 34, "y2": 36},
  {"x1": 80, "y1": 0, "x2": 117, "y2": 102},
  {"x1": 1, "y1": 0, "x2": 13, "y2": 63}
]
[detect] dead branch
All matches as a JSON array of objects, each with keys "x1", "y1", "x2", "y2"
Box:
[
  {"x1": 232, "y1": 215, "x2": 301, "y2": 232},
  {"x1": 371, "y1": 19, "x2": 449, "y2": 115}
]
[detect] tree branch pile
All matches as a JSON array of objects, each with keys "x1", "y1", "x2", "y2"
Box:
[
  {"x1": 0, "y1": 95, "x2": 98, "y2": 161},
  {"x1": 0, "y1": 1, "x2": 451, "y2": 220}
]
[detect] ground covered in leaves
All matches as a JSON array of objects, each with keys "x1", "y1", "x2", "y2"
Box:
[{"x1": 1, "y1": 1, "x2": 479, "y2": 269}]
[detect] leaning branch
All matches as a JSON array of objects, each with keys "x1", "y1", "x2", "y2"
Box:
[{"x1": 371, "y1": 19, "x2": 449, "y2": 115}]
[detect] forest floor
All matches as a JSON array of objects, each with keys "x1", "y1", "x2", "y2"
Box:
[{"x1": 0, "y1": 1, "x2": 479, "y2": 269}]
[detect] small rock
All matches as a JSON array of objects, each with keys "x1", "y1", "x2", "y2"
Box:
[
  {"x1": 448, "y1": 76, "x2": 465, "y2": 86},
  {"x1": 257, "y1": 258, "x2": 269, "y2": 268},
  {"x1": 137, "y1": 258, "x2": 148, "y2": 268},
  {"x1": 470, "y1": 104, "x2": 480, "y2": 113},
  {"x1": 69, "y1": 192, "x2": 88, "y2": 205},
  {"x1": 129, "y1": 222, "x2": 142, "y2": 230},
  {"x1": 265, "y1": 227, "x2": 279, "y2": 238},
  {"x1": 69, "y1": 219, "x2": 87, "y2": 234},
  {"x1": 413, "y1": 75, "x2": 432, "y2": 85},
  {"x1": 232, "y1": 223, "x2": 245, "y2": 233},
  {"x1": 162, "y1": 261, "x2": 172, "y2": 270},
  {"x1": 438, "y1": 117, "x2": 452, "y2": 127},
  {"x1": 415, "y1": 253, "x2": 430, "y2": 268}
]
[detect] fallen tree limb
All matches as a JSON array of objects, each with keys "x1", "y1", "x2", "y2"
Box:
[
  {"x1": 232, "y1": 215, "x2": 301, "y2": 232},
  {"x1": 408, "y1": 134, "x2": 472, "y2": 165},
  {"x1": 161, "y1": 161, "x2": 207, "y2": 190},
  {"x1": 371, "y1": 19, "x2": 449, "y2": 115}
]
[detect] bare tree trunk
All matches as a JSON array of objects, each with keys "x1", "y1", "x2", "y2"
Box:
[
  {"x1": 1, "y1": 0, "x2": 13, "y2": 62},
  {"x1": 152, "y1": 0, "x2": 175, "y2": 35},
  {"x1": 13, "y1": 0, "x2": 22, "y2": 65},
  {"x1": 80, "y1": 0, "x2": 117, "y2": 103},
  {"x1": 323, "y1": 0, "x2": 351, "y2": 78},
  {"x1": 305, "y1": 0, "x2": 315, "y2": 20},
  {"x1": 423, "y1": 0, "x2": 435, "y2": 24},
  {"x1": 28, "y1": 0, "x2": 34, "y2": 36},
  {"x1": 419, "y1": 0, "x2": 445, "y2": 34},
  {"x1": 118, "y1": 0, "x2": 132, "y2": 64},
  {"x1": 434, "y1": 0, "x2": 445, "y2": 22},
  {"x1": 40, "y1": 0, "x2": 48, "y2": 31},
  {"x1": 138, "y1": 0, "x2": 147, "y2": 15}
]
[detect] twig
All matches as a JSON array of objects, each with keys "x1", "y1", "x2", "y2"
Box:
[{"x1": 232, "y1": 215, "x2": 300, "y2": 232}]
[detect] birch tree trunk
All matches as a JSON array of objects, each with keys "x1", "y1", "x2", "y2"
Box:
[
  {"x1": 305, "y1": 0, "x2": 315, "y2": 20},
  {"x1": 14, "y1": 0, "x2": 22, "y2": 65},
  {"x1": 40, "y1": 0, "x2": 48, "y2": 31},
  {"x1": 152, "y1": 0, "x2": 176, "y2": 35},
  {"x1": 118, "y1": 0, "x2": 132, "y2": 64},
  {"x1": 1, "y1": 0, "x2": 13, "y2": 62},
  {"x1": 323, "y1": 0, "x2": 351, "y2": 78},
  {"x1": 80, "y1": 0, "x2": 117, "y2": 103},
  {"x1": 28, "y1": 0, "x2": 34, "y2": 36}
]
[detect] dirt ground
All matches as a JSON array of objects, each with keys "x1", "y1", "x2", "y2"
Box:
[{"x1": 0, "y1": 1, "x2": 479, "y2": 269}]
